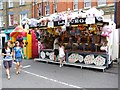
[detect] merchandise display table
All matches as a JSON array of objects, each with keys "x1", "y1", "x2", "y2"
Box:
[{"x1": 35, "y1": 49, "x2": 109, "y2": 72}]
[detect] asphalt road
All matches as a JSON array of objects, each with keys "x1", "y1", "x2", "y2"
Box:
[
  {"x1": 1, "y1": 57, "x2": 118, "y2": 89},
  {"x1": 0, "y1": 47, "x2": 119, "y2": 89}
]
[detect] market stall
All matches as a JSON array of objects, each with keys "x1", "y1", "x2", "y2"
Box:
[{"x1": 34, "y1": 8, "x2": 116, "y2": 71}]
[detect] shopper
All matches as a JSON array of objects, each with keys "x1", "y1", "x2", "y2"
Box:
[
  {"x1": 59, "y1": 43, "x2": 65, "y2": 67},
  {"x1": 13, "y1": 41, "x2": 24, "y2": 74},
  {"x1": 53, "y1": 36, "x2": 59, "y2": 62},
  {"x1": 2, "y1": 42, "x2": 13, "y2": 79}
]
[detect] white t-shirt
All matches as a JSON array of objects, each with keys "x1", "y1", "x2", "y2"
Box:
[{"x1": 59, "y1": 46, "x2": 65, "y2": 58}]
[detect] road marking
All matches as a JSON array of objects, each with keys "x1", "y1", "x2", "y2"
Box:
[
  {"x1": 22, "y1": 70, "x2": 82, "y2": 88},
  {"x1": 13, "y1": 62, "x2": 31, "y2": 69},
  {"x1": 22, "y1": 65, "x2": 31, "y2": 69}
]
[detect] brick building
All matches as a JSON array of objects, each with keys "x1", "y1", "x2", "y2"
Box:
[
  {"x1": 0, "y1": 0, "x2": 115, "y2": 42},
  {"x1": 35, "y1": 0, "x2": 115, "y2": 20},
  {"x1": 0, "y1": 0, "x2": 115, "y2": 30},
  {"x1": 116, "y1": 1, "x2": 120, "y2": 28},
  {"x1": 115, "y1": 1, "x2": 120, "y2": 58}
]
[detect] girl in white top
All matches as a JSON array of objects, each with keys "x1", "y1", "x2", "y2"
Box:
[{"x1": 59, "y1": 43, "x2": 65, "y2": 67}]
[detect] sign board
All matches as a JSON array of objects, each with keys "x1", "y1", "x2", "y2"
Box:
[
  {"x1": 48, "y1": 21, "x2": 54, "y2": 28},
  {"x1": 54, "y1": 20, "x2": 65, "y2": 26},
  {"x1": 70, "y1": 18, "x2": 86, "y2": 25},
  {"x1": 95, "y1": 16, "x2": 103, "y2": 23},
  {"x1": 37, "y1": 22, "x2": 48, "y2": 28}
]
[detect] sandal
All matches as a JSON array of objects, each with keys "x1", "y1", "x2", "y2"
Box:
[{"x1": 16, "y1": 71, "x2": 19, "y2": 75}]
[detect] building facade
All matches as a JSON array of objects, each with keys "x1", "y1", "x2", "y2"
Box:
[
  {"x1": 35, "y1": 0, "x2": 115, "y2": 20},
  {"x1": 0, "y1": 1, "x2": 33, "y2": 28},
  {"x1": 116, "y1": 1, "x2": 120, "y2": 28},
  {"x1": 0, "y1": 0, "x2": 115, "y2": 30},
  {"x1": 115, "y1": 1, "x2": 120, "y2": 58},
  {"x1": 0, "y1": 0, "x2": 115, "y2": 48},
  {"x1": 0, "y1": 0, "x2": 33, "y2": 42}
]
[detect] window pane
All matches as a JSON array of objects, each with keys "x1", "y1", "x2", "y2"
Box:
[
  {"x1": 38, "y1": 3, "x2": 41, "y2": 17},
  {"x1": 74, "y1": 0, "x2": 78, "y2": 9},
  {"x1": 9, "y1": 15, "x2": 14, "y2": 26},
  {"x1": 9, "y1": 0, "x2": 13, "y2": 7},
  {"x1": 20, "y1": 14, "x2": 27, "y2": 25},
  {"x1": 53, "y1": 1, "x2": 57, "y2": 13},
  {"x1": 0, "y1": 16, "x2": 3, "y2": 27},
  {"x1": 20, "y1": 0, "x2": 25, "y2": 5},
  {"x1": 84, "y1": 0, "x2": 91, "y2": 8},
  {"x1": 46, "y1": 4, "x2": 50, "y2": 15},
  {"x1": 98, "y1": 0, "x2": 106, "y2": 6}
]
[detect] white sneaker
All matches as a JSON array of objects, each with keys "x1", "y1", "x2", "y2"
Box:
[
  {"x1": 7, "y1": 75, "x2": 10, "y2": 80},
  {"x1": 59, "y1": 65, "x2": 62, "y2": 67},
  {"x1": 63, "y1": 61, "x2": 66, "y2": 63}
]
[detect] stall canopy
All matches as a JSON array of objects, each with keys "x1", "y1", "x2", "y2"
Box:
[{"x1": 27, "y1": 8, "x2": 105, "y2": 28}]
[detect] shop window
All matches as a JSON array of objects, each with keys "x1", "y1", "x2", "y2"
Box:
[
  {"x1": 8, "y1": 0, "x2": 13, "y2": 8},
  {"x1": 0, "y1": 1, "x2": 3, "y2": 9},
  {"x1": 84, "y1": 0, "x2": 91, "y2": 9},
  {"x1": 98, "y1": 0, "x2": 106, "y2": 6},
  {"x1": 9, "y1": 14, "x2": 14, "y2": 26},
  {"x1": 53, "y1": 0, "x2": 57, "y2": 13},
  {"x1": 0, "y1": 16, "x2": 3, "y2": 27},
  {"x1": 73, "y1": 0, "x2": 78, "y2": 10},
  {"x1": 20, "y1": 0, "x2": 25, "y2": 5}
]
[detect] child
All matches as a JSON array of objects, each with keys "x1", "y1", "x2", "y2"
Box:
[{"x1": 59, "y1": 43, "x2": 65, "y2": 67}]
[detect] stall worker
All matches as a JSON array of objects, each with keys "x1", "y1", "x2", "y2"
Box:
[{"x1": 53, "y1": 36, "x2": 59, "y2": 62}]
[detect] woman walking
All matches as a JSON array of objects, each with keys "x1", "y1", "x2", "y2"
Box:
[
  {"x1": 13, "y1": 41, "x2": 24, "y2": 74},
  {"x1": 2, "y1": 42, "x2": 13, "y2": 79},
  {"x1": 59, "y1": 43, "x2": 65, "y2": 67}
]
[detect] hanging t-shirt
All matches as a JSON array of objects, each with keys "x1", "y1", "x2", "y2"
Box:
[{"x1": 14, "y1": 47, "x2": 22, "y2": 58}]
